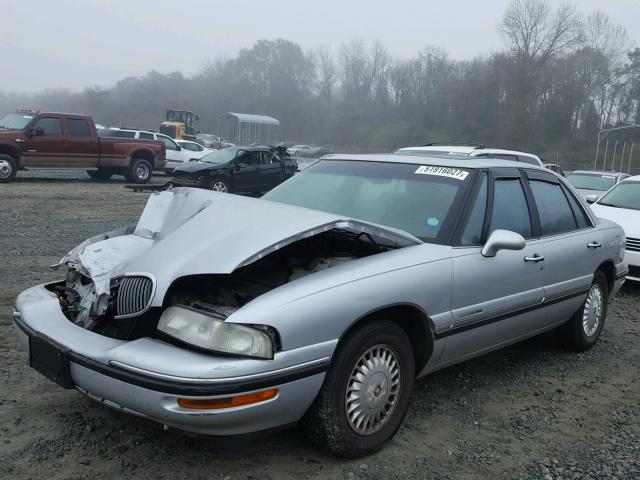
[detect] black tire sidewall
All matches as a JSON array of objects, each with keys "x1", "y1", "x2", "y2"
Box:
[
  {"x1": 0, "y1": 154, "x2": 17, "y2": 183},
  {"x1": 129, "y1": 159, "x2": 152, "y2": 184},
  {"x1": 321, "y1": 322, "x2": 415, "y2": 457}
]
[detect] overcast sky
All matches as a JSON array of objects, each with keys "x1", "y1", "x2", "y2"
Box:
[{"x1": 3, "y1": 0, "x2": 638, "y2": 93}]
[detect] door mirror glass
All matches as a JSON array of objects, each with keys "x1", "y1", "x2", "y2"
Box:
[
  {"x1": 585, "y1": 194, "x2": 598, "y2": 204},
  {"x1": 481, "y1": 229, "x2": 526, "y2": 257},
  {"x1": 235, "y1": 162, "x2": 247, "y2": 170}
]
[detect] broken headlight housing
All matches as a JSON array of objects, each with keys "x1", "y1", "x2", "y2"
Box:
[{"x1": 157, "y1": 306, "x2": 274, "y2": 359}]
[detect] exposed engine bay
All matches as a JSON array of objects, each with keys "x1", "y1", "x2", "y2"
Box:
[{"x1": 53, "y1": 228, "x2": 398, "y2": 340}]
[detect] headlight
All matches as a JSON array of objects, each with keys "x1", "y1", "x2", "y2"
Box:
[{"x1": 157, "y1": 306, "x2": 274, "y2": 359}]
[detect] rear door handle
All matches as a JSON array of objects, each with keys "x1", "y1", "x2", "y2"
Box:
[
  {"x1": 524, "y1": 254, "x2": 545, "y2": 262},
  {"x1": 587, "y1": 242, "x2": 602, "y2": 248}
]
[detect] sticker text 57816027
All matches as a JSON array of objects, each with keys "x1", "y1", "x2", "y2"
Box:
[{"x1": 414, "y1": 165, "x2": 469, "y2": 181}]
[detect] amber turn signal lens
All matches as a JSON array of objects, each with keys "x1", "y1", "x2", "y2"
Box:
[{"x1": 177, "y1": 389, "x2": 278, "y2": 410}]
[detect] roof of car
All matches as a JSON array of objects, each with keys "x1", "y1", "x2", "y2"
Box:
[
  {"x1": 568, "y1": 170, "x2": 628, "y2": 177},
  {"x1": 321, "y1": 153, "x2": 548, "y2": 170}
]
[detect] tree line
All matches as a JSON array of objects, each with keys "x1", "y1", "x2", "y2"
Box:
[{"x1": 1, "y1": 0, "x2": 639, "y2": 167}]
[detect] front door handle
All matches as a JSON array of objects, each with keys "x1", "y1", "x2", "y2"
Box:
[
  {"x1": 524, "y1": 254, "x2": 545, "y2": 262},
  {"x1": 587, "y1": 241, "x2": 602, "y2": 248}
]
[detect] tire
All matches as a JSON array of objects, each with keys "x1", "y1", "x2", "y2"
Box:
[
  {"x1": 209, "y1": 178, "x2": 230, "y2": 193},
  {"x1": 0, "y1": 154, "x2": 17, "y2": 183},
  {"x1": 125, "y1": 158, "x2": 152, "y2": 184},
  {"x1": 86, "y1": 168, "x2": 114, "y2": 181},
  {"x1": 558, "y1": 270, "x2": 609, "y2": 351},
  {"x1": 300, "y1": 320, "x2": 415, "y2": 458}
]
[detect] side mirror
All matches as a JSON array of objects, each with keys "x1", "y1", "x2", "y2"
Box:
[
  {"x1": 235, "y1": 162, "x2": 247, "y2": 170},
  {"x1": 481, "y1": 229, "x2": 526, "y2": 257},
  {"x1": 34, "y1": 126, "x2": 45, "y2": 136},
  {"x1": 175, "y1": 145, "x2": 182, "y2": 151},
  {"x1": 585, "y1": 194, "x2": 598, "y2": 204}
]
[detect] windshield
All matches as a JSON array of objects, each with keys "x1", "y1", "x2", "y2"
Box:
[
  {"x1": 263, "y1": 160, "x2": 470, "y2": 241},
  {"x1": 0, "y1": 112, "x2": 35, "y2": 130},
  {"x1": 566, "y1": 173, "x2": 617, "y2": 191},
  {"x1": 597, "y1": 182, "x2": 640, "y2": 210},
  {"x1": 200, "y1": 147, "x2": 239, "y2": 164}
]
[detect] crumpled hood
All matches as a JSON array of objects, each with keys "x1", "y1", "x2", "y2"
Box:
[
  {"x1": 58, "y1": 188, "x2": 422, "y2": 298},
  {"x1": 173, "y1": 160, "x2": 226, "y2": 175}
]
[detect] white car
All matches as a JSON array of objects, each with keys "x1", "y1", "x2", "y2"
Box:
[
  {"x1": 589, "y1": 175, "x2": 640, "y2": 281},
  {"x1": 175, "y1": 139, "x2": 216, "y2": 159},
  {"x1": 396, "y1": 144, "x2": 543, "y2": 166},
  {"x1": 99, "y1": 128, "x2": 199, "y2": 173}
]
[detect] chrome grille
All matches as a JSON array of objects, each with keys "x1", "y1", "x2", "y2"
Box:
[
  {"x1": 116, "y1": 275, "x2": 154, "y2": 317},
  {"x1": 626, "y1": 237, "x2": 640, "y2": 252}
]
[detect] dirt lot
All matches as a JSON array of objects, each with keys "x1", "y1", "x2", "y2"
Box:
[{"x1": 1, "y1": 170, "x2": 638, "y2": 479}]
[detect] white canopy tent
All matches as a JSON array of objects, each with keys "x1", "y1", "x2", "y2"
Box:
[{"x1": 217, "y1": 112, "x2": 280, "y2": 146}]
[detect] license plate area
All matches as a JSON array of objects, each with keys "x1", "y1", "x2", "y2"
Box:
[{"x1": 29, "y1": 335, "x2": 74, "y2": 389}]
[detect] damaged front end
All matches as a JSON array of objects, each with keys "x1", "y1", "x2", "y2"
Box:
[{"x1": 48, "y1": 188, "x2": 421, "y2": 351}]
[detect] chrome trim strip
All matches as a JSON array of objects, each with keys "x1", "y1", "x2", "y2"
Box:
[{"x1": 109, "y1": 356, "x2": 332, "y2": 384}]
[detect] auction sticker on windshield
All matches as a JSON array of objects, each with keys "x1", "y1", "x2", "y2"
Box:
[{"x1": 414, "y1": 165, "x2": 469, "y2": 181}]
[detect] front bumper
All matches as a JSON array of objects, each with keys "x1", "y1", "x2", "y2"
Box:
[
  {"x1": 13, "y1": 284, "x2": 331, "y2": 435},
  {"x1": 624, "y1": 249, "x2": 640, "y2": 282}
]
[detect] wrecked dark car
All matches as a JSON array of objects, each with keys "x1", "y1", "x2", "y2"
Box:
[{"x1": 171, "y1": 145, "x2": 297, "y2": 194}]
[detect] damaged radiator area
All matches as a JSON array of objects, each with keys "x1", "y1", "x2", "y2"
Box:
[{"x1": 53, "y1": 228, "x2": 400, "y2": 341}]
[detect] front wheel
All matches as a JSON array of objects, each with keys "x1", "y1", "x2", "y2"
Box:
[
  {"x1": 300, "y1": 320, "x2": 415, "y2": 458},
  {"x1": 125, "y1": 158, "x2": 152, "y2": 184},
  {"x1": 209, "y1": 178, "x2": 230, "y2": 193},
  {"x1": 557, "y1": 270, "x2": 609, "y2": 351}
]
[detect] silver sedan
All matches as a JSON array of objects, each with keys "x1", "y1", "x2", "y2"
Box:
[{"x1": 13, "y1": 155, "x2": 627, "y2": 457}]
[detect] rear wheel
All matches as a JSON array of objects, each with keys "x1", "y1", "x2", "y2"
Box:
[
  {"x1": 125, "y1": 158, "x2": 152, "y2": 184},
  {"x1": 87, "y1": 168, "x2": 114, "y2": 181},
  {"x1": 300, "y1": 320, "x2": 415, "y2": 457},
  {"x1": 557, "y1": 270, "x2": 608, "y2": 351},
  {"x1": 0, "y1": 154, "x2": 17, "y2": 183}
]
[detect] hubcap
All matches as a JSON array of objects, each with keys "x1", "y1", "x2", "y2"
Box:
[
  {"x1": 583, "y1": 284, "x2": 603, "y2": 337},
  {"x1": 212, "y1": 181, "x2": 228, "y2": 192},
  {"x1": 345, "y1": 345, "x2": 401, "y2": 435},
  {"x1": 0, "y1": 159, "x2": 12, "y2": 179},
  {"x1": 136, "y1": 164, "x2": 150, "y2": 180}
]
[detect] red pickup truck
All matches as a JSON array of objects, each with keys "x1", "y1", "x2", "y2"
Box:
[{"x1": 0, "y1": 111, "x2": 166, "y2": 183}]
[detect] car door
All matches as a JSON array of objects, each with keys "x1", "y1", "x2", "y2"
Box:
[
  {"x1": 232, "y1": 151, "x2": 261, "y2": 192},
  {"x1": 20, "y1": 116, "x2": 65, "y2": 167},
  {"x1": 157, "y1": 135, "x2": 183, "y2": 168},
  {"x1": 257, "y1": 151, "x2": 283, "y2": 189},
  {"x1": 63, "y1": 117, "x2": 99, "y2": 167},
  {"x1": 523, "y1": 169, "x2": 602, "y2": 330},
  {"x1": 438, "y1": 169, "x2": 546, "y2": 365}
]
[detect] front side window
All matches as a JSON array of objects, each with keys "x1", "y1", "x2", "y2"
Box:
[
  {"x1": 597, "y1": 182, "x2": 640, "y2": 210},
  {"x1": 264, "y1": 160, "x2": 471, "y2": 241},
  {"x1": 489, "y1": 178, "x2": 532, "y2": 238},
  {"x1": 461, "y1": 175, "x2": 488, "y2": 246},
  {"x1": 34, "y1": 117, "x2": 63, "y2": 136},
  {"x1": 529, "y1": 180, "x2": 577, "y2": 235},
  {"x1": 67, "y1": 118, "x2": 90, "y2": 137},
  {"x1": 139, "y1": 132, "x2": 154, "y2": 140}
]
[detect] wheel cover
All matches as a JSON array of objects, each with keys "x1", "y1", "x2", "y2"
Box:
[
  {"x1": 0, "y1": 159, "x2": 13, "y2": 179},
  {"x1": 135, "y1": 163, "x2": 150, "y2": 180},
  {"x1": 211, "y1": 181, "x2": 228, "y2": 192},
  {"x1": 583, "y1": 283, "x2": 604, "y2": 337},
  {"x1": 345, "y1": 344, "x2": 401, "y2": 435}
]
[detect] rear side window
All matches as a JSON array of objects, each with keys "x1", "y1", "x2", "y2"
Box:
[
  {"x1": 563, "y1": 186, "x2": 592, "y2": 229},
  {"x1": 529, "y1": 180, "x2": 577, "y2": 235},
  {"x1": 461, "y1": 175, "x2": 488, "y2": 246},
  {"x1": 34, "y1": 117, "x2": 63, "y2": 136},
  {"x1": 67, "y1": 118, "x2": 90, "y2": 137},
  {"x1": 490, "y1": 179, "x2": 532, "y2": 238}
]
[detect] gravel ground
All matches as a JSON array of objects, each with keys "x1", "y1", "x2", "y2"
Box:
[{"x1": 1, "y1": 170, "x2": 638, "y2": 479}]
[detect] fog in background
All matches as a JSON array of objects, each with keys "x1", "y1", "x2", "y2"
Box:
[{"x1": 2, "y1": 0, "x2": 639, "y2": 167}]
